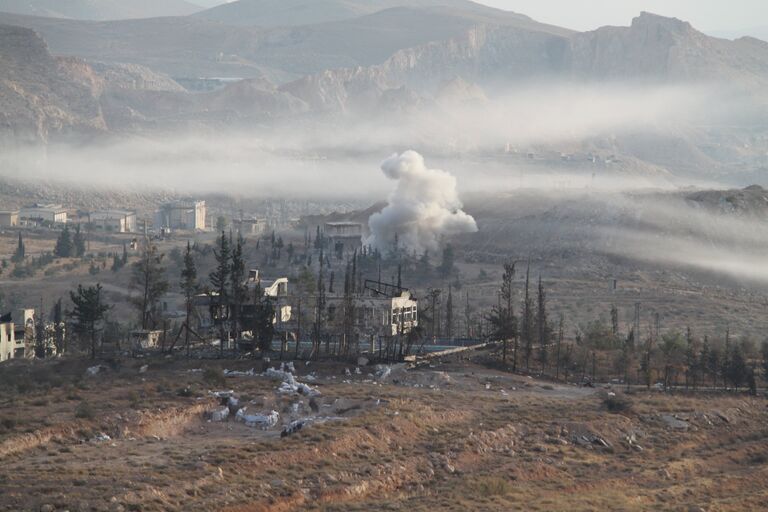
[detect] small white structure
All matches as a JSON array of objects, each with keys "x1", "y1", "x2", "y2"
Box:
[
  {"x1": 13, "y1": 308, "x2": 35, "y2": 359},
  {"x1": 130, "y1": 330, "x2": 162, "y2": 351},
  {"x1": 234, "y1": 218, "x2": 266, "y2": 236},
  {"x1": 20, "y1": 204, "x2": 67, "y2": 224},
  {"x1": 89, "y1": 210, "x2": 137, "y2": 233},
  {"x1": 0, "y1": 314, "x2": 14, "y2": 362}
]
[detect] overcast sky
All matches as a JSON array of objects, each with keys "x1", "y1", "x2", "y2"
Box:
[{"x1": 477, "y1": 1, "x2": 767, "y2": 36}]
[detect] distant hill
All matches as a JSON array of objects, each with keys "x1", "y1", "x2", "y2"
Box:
[
  {"x1": 686, "y1": 185, "x2": 768, "y2": 217},
  {"x1": 0, "y1": 5, "x2": 568, "y2": 82},
  {"x1": 0, "y1": 0, "x2": 202, "y2": 20},
  {"x1": 1, "y1": 4, "x2": 767, "y2": 181},
  {"x1": 282, "y1": 12, "x2": 768, "y2": 112},
  {"x1": 710, "y1": 26, "x2": 768, "y2": 43},
  {"x1": 192, "y1": 0, "x2": 530, "y2": 27}
]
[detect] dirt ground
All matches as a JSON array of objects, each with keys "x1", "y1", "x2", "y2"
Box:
[{"x1": 0, "y1": 354, "x2": 766, "y2": 512}]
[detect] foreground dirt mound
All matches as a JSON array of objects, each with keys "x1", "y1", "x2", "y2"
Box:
[{"x1": 0, "y1": 360, "x2": 766, "y2": 511}]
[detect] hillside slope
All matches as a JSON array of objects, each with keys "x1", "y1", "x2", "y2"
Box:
[
  {"x1": 193, "y1": 0, "x2": 529, "y2": 27},
  {"x1": 0, "y1": 0, "x2": 202, "y2": 20},
  {"x1": 0, "y1": 4, "x2": 570, "y2": 81}
]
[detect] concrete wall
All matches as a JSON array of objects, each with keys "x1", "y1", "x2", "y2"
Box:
[{"x1": 0, "y1": 322, "x2": 15, "y2": 362}]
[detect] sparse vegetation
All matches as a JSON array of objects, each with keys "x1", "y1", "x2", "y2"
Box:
[
  {"x1": 74, "y1": 401, "x2": 94, "y2": 419},
  {"x1": 604, "y1": 394, "x2": 633, "y2": 413}
]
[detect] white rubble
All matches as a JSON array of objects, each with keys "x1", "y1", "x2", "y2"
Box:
[
  {"x1": 208, "y1": 407, "x2": 230, "y2": 422},
  {"x1": 236, "y1": 408, "x2": 279, "y2": 429},
  {"x1": 224, "y1": 368, "x2": 256, "y2": 377}
]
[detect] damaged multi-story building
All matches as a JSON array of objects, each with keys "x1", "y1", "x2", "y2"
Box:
[
  {"x1": 192, "y1": 269, "x2": 292, "y2": 349},
  {"x1": 316, "y1": 280, "x2": 419, "y2": 357},
  {"x1": 185, "y1": 266, "x2": 418, "y2": 360},
  {"x1": 0, "y1": 308, "x2": 59, "y2": 362},
  {"x1": 325, "y1": 222, "x2": 363, "y2": 260}
]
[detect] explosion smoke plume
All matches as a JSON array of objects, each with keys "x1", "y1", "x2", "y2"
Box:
[{"x1": 367, "y1": 150, "x2": 478, "y2": 254}]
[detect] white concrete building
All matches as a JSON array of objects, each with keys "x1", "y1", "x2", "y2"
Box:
[
  {"x1": 13, "y1": 308, "x2": 35, "y2": 359},
  {"x1": 89, "y1": 210, "x2": 137, "y2": 233},
  {"x1": 0, "y1": 314, "x2": 14, "y2": 362},
  {"x1": 156, "y1": 200, "x2": 206, "y2": 231},
  {"x1": 20, "y1": 204, "x2": 67, "y2": 224}
]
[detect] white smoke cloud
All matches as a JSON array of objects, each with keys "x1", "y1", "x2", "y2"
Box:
[{"x1": 367, "y1": 150, "x2": 478, "y2": 254}]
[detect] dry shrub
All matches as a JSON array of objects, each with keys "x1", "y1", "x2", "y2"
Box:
[
  {"x1": 604, "y1": 394, "x2": 633, "y2": 413},
  {"x1": 203, "y1": 367, "x2": 226, "y2": 387},
  {"x1": 468, "y1": 476, "x2": 514, "y2": 496}
]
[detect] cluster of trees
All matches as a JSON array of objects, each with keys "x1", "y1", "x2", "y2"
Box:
[
  {"x1": 487, "y1": 261, "x2": 554, "y2": 373},
  {"x1": 208, "y1": 231, "x2": 274, "y2": 355},
  {"x1": 483, "y1": 261, "x2": 765, "y2": 393},
  {"x1": 54, "y1": 225, "x2": 86, "y2": 258},
  {"x1": 111, "y1": 244, "x2": 129, "y2": 272},
  {"x1": 6, "y1": 228, "x2": 88, "y2": 279}
]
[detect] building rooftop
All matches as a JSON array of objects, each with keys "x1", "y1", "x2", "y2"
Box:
[
  {"x1": 90, "y1": 210, "x2": 136, "y2": 218},
  {"x1": 22, "y1": 203, "x2": 66, "y2": 212}
]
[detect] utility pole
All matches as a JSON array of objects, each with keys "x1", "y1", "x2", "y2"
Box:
[
  {"x1": 427, "y1": 289, "x2": 441, "y2": 342},
  {"x1": 465, "y1": 291, "x2": 471, "y2": 339},
  {"x1": 633, "y1": 302, "x2": 641, "y2": 348}
]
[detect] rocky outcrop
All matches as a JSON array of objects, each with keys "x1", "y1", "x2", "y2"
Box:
[
  {"x1": 567, "y1": 12, "x2": 768, "y2": 84},
  {"x1": 90, "y1": 62, "x2": 185, "y2": 93},
  {"x1": 282, "y1": 12, "x2": 768, "y2": 113},
  {"x1": 0, "y1": 24, "x2": 106, "y2": 144}
]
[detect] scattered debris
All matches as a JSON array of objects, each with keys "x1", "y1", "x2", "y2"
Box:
[
  {"x1": 224, "y1": 368, "x2": 256, "y2": 377},
  {"x1": 92, "y1": 433, "x2": 112, "y2": 442},
  {"x1": 624, "y1": 433, "x2": 643, "y2": 452},
  {"x1": 227, "y1": 396, "x2": 241, "y2": 414},
  {"x1": 236, "y1": 408, "x2": 279, "y2": 429},
  {"x1": 357, "y1": 356, "x2": 369, "y2": 367},
  {"x1": 139, "y1": 365, "x2": 148, "y2": 374},
  {"x1": 266, "y1": 366, "x2": 320, "y2": 396},
  {"x1": 281, "y1": 420, "x2": 306, "y2": 437},
  {"x1": 86, "y1": 365, "x2": 106, "y2": 377},
  {"x1": 375, "y1": 365, "x2": 392, "y2": 381},
  {"x1": 206, "y1": 407, "x2": 230, "y2": 422}
]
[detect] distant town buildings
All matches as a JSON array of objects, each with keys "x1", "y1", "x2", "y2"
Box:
[
  {"x1": 0, "y1": 210, "x2": 19, "y2": 227},
  {"x1": 20, "y1": 204, "x2": 67, "y2": 224},
  {"x1": 89, "y1": 210, "x2": 137, "y2": 233},
  {"x1": 156, "y1": 200, "x2": 206, "y2": 231}
]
